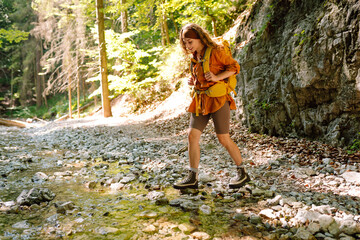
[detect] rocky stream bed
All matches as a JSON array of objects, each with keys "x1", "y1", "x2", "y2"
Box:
[{"x1": 0, "y1": 113, "x2": 360, "y2": 240}]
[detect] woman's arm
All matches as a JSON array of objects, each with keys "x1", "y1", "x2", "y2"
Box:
[{"x1": 204, "y1": 70, "x2": 236, "y2": 82}]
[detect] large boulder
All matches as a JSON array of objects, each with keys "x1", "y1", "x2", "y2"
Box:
[
  {"x1": 16, "y1": 188, "x2": 56, "y2": 206},
  {"x1": 234, "y1": 0, "x2": 360, "y2": 146}
]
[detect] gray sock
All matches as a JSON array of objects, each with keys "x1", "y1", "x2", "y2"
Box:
[{"x1": 190, "y1": 167, "x2": 198, "y2": 173}]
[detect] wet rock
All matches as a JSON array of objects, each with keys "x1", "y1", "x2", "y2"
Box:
[
  {"x1": 54, "y1": 171, "x2": 72, "y2": 178},
  {"x1": 143, "y1": 224, "x2": 157, "y2": 233},
  {"x1": 252, "y1": 189, "x2": 265, "y2": 197},
  {"x1": 54, "y1": 201, "x2": 75, "y2": 214},
  {"x1": 16, "y1": 188, "x2": 55, "y2": 206},
  {"x1": 32, "y1": 172, "x2": 49, "y2": 182},
  {"x1": 95, "y1": 226, "x2": 119, "y2": 235},
  {"x1": 233, "y1": 213, "x2": 248, "y2": 221},
  {"x1": 191, "y1": 231, "x2": 210, "y2": 240},
  {"x1": 199, "y1": 204, "x2": 211, "y2": 215},
  {"x1": 294, "y1": 227, "x2": 316, "y2": 240},
  {"x1": 249, "y1": 215, "x2": 262, "y2": 224},
  {"x1": 339, "y1": 219, "x2": 360, "y2": 235},
  {"x1": 307, "y1": 222, "x2": 321, "y2": 234},
  {"x1": 155, "y1": 197, "x2": 169, "y2": 206},
  {"x1": 328, "y1": 221, "x2": 341, "y2": 236},
  {"x1": 12, "y1": 220, "x2": 31, "y2": 229},
  {"x1": 146, "y1": 191, "x2": 165, "y2": 201},
  {"x1": 178, "y1": 223, "x2": 196, "y2": 234},
  {"x1": 311, "y1": 205, "x2": 333, "y2": 215},
  {"x1": 85, "y1": 181, "x2": 97, "y2": 189},
  {"x1": 120, "y1": 174, "x2": 136, "y2": 184},
  {"x1": 267, "y1": 195, "x2": 282, "y2": 206},
  {"x1": 110, "y1": 182, "x2": 124, "y2": 191},
  {"x1": 294, "y1": 209, "x2": 321, "y2": 224},
  {"x1": 317, "y1": 214, "x2": 335, "y2": 231},
  {"x1": 138, "y1": 210, "x2": 158, "y2": 218},
  {"x1": 0, "y1": 201, "x2": 16, "y2": 212}
]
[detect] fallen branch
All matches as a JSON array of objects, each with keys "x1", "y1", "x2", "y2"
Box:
[{"x1": 0, "y1": 118, "x2": 27, "y2": 128}]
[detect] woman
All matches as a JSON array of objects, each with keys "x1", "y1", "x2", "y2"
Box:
[{"x1": 173, "y1": 23, "x2": 251, "y2": 190}]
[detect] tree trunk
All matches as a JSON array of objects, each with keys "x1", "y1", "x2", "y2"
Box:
[
  {"x1": 170, "y1": 13, "x2": 178, "y2": 35},
  {"x1": 39, "y1": 39, "x2": 48, "y2": 108},
  {"x1": 68, "y1": 75, "x2": 72, "y2": 119},
  {"x1": 211, "y1": 17, "x2": 218, "y2": 37},
  {"x1": 0, "y1": 118, "x2": 27, "y2": 128},
  {"x1": 206, "y1": 7, "x2": 218, "y2": 37},
  {"x1": 10, "y1": 69, "x2": 14, "y2": 107},
  {"x1": 35, "y1": 39, "x2": 42, "y2": 109},
  {"x1": 96, "y1": 0, "x2": 112, "y2": 117},
  {"x1": 163, "y1": 14, "x2": 170, "y2": 45},
  {"x1": 160, "y1": 18, "x2": 165, "y2": 46},
  {"x1": 120, "y1": 0, "x2": 128, "y2": 33},
  {"x1": 77, "y1": 57, "x2": 80, "y2": 119}
]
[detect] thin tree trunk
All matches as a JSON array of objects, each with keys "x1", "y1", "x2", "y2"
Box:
[
  {"x1": 206, "y1": 7, "x2": 218, "y2": 37},
  {"x1": 77, "y1": 58, "x2": 80, "y2": 119},
  {"x1": 10, "y1": 69, "x2": 14, "y2": 107},
  {"x1": 39, "y1": 39, "x2": 48, "y2": 108},
  {"x1": 160, "y1": 17, "x2": 165, "y2": 46},
  {"x1": 35, "y1": 40, "x2": 42, "y2": 109},
  {"x1": 211, "y1": 17, "x2": 217, "y2": 37},
  {"x1": 68, "y1": 75, "x2": 72, "y2": 119},
  {"x1": 120, "y1": 0, "x2": 128, "y2": 33},
  {"x1": 170, "y1": 13, "x2": 178, "y2": 35},
  {"x1": 163, "y1": 14, "x2": 170, "y2": 45},
  {"x1": 96, "y1": 0, "x2": 112, "y2": 117}
]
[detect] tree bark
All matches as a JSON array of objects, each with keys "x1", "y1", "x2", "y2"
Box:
[
  {"x1": 68, "y1": 75, "x2": 72, "y2": 119},
  {"x1": 120, "y1": 0, "x2": 128, "y2": 33},
  {"x1": 96, "y1": 0, "x2": 112, "y2": 117},
  {"x1": 160, "y1": 17, "x2": 165, "y2": 46},
  {"x1": 0, "y1": 118, "x2": 27, "y2": 128},
  {"x1": 206, "y1": 7, "x2": 218, "y2": 37},
  {"x1": 163, "y1": 14, "x2": 170, "y2": 45},
  {"x1": 35, "y1": 39, "x2": 42, "y2": 109}
]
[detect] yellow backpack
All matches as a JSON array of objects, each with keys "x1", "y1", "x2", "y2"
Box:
[{"x1": 190, "y1": 37, "x2": 237, "y2": 98}]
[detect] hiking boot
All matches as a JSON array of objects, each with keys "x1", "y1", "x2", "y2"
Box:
[
  {"x1": 173, "y1": 170, "x2": 198, "y2": 189},
  {"x1": 229, "y1": 166, "x2": 250, "y2": 189}
]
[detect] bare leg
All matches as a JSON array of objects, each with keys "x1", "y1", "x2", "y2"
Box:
[
  {"x1": 188, "y1": 128, "x2": 202, "y2": 169},
  {"x1": 216, "y1": 133, "x2": 242, "y2": 166}
]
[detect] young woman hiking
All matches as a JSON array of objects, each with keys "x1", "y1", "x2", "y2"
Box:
[{"x1": 173, "y1": 23, "x2": 251, "y2": 190}]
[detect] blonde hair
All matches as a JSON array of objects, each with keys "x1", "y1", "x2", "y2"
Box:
[{"x1": 179, "y1": 23, "x2": 218, "y2": 54}]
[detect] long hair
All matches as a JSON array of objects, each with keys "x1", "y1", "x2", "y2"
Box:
[{"x1": 179, "y1": 23, "x2": 218, "y2": 54}]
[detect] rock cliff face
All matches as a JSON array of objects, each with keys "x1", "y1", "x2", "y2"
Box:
[{"x1": 234, "y1": 0, "x2": 360, "y2": 147}]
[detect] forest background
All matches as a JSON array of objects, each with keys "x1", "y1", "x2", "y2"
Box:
[{"x1": 0, "y1": 0, "x2": 248, "y2": 119}]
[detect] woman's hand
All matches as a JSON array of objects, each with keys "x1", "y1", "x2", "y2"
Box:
[
  {"x1": 204, "y1": 71, "x2": 220, "y2": 82},
  {"x1": 205, "y1": 70, "x2": 236, "y2": 82},
  {"x1": 188, "y1": 76, "x2": 195, "y2": 86}
]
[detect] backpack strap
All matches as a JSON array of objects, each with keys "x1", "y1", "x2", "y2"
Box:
[{"x1": 202, "y1": 47, "x2": 212, "y2": 73}]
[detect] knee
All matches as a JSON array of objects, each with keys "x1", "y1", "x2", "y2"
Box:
[
  {"x1": 188, "y1": 129, "x2": 201, "y2": 143},
  {"x1": 217, "y1": 134, "x2": 231, "y2": 147}
]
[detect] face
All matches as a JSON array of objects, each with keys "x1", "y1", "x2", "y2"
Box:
[{"x1": 182, "y1": 37, "x2": 204, "y2": 54}]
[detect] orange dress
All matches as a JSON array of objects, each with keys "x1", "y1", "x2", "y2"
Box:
[{"x1": 188, "y1": 46, "x2": 240, "y2": 115}]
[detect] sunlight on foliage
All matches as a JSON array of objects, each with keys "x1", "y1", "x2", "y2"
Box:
[
  {"x1": 86, "y1": 27, "x2": 188, "y2": 112},
  {"x1": 0, "y1": 28, "x2": 29, "y2": 47}
]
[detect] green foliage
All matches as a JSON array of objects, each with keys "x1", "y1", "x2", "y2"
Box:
[
  {"x1": 253, "y1": 99, "x2": 272, "y2": 111},
  {"x1": 87, "y1": 28, "x2": 187, "y2": 112},
  {"x1": 293, "y1": 30, "x2": 312, "y2": 56},
  {"x1": 6, "y1": 93, "x2": 93, "y2": 119},
  {"x1": 1, "y1": 0, "x2": 244, "y2": 116},
  {"x1": 347, "y1": 132, "x2": 360, "y2": 154}
]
